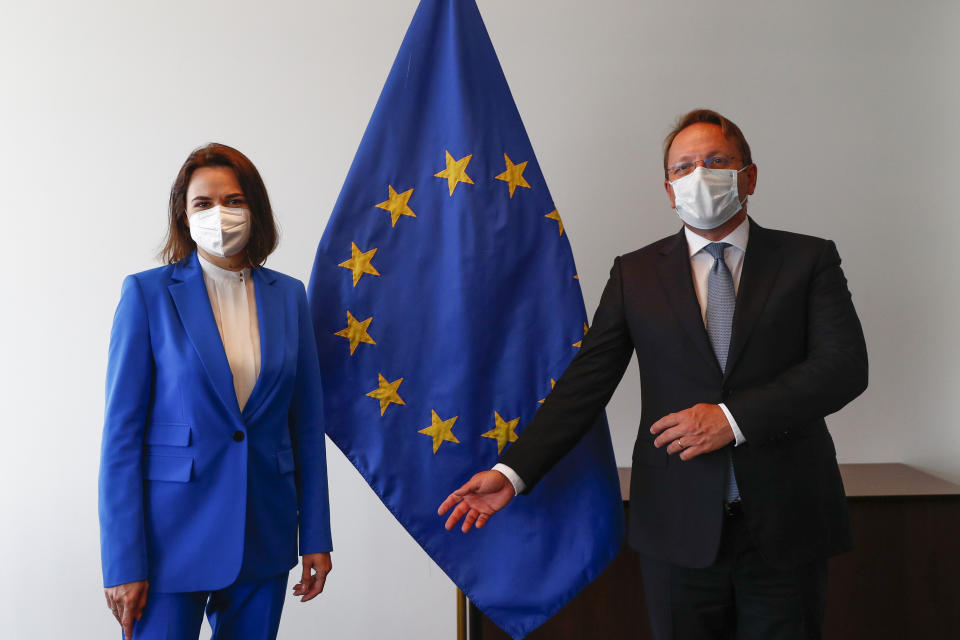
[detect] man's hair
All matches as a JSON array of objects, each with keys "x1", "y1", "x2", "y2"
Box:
[
  {"x1": 662, "y1": 109, "x2": 752, "y2": 176},
  {"x1": 161, "y1": 143, "x2": 278, "y2": 266}
]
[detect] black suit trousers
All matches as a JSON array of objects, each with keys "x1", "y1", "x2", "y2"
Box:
[{"x1": 640, "y1": 511, "x2": 828, "y2": 640}]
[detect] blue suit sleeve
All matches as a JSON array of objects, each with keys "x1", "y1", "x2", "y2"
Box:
[
  {"x1": 99, "y1": 275, "x2": 153, "y2": 587},
  {"x1": 290, "y1": 283, "x2": 333, "y2": 554}
]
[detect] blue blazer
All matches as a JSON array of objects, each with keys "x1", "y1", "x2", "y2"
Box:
[{"x1": 99, "y1": 252, "x2": 332, "y2": 592}]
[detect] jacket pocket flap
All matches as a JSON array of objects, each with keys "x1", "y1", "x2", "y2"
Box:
[
  {"x1": 145, "y1": 423, "x2": 191, "y2": 447},
  {"x1": 277, "y1": 448, "x2": 296, "y2": 474},
  {"x1": 144, "y1": 454, "x2": 193, "y2": 482}
]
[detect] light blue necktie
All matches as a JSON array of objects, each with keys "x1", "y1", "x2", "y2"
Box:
[{"x1": 703, "y1": 242, "x2": 740, "y2": 503}]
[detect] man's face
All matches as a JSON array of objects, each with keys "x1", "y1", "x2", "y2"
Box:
[{"x1": 664, "y1": 122, "x2": 757, "y2": 209}]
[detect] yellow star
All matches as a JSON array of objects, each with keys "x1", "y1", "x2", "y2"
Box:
[
  {"x1": 375, "y1": 185, "x2": 417, "y2": 227},
  {"x1": 418, "y1": 410, "x2": 460, "y2": 454},
  {"x1": 338, "y1": 242, "x2": 380, "y2": 287},
  {"x1": 494, "y1": 153, "x2": 531, "y2": 198},
  {"x1": 544, "y1": 209, "x2": 564, "y2": 236},
  {"x1": 434, "y1": 151, "x2": 474, "y2": 196},
  {"x1": 334, "y1": 311, "x2": 375, "y2": 355},
  {"x1": 538, "y1": 379, "x2": 556, "y2": 404},
  {"x1": 366, "y1": 373, "x2": 405, "y2": 416},
  {"x1": 481, "y1": 411, "x2": 520, "y2": 454},
  {"x1": 573, "y1": 323, "x2": 589, "y2": 348}
]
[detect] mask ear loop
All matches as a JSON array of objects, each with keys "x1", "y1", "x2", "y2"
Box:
[{"x1": 735, "y1": 164, "x2": 753, "y2": 209}]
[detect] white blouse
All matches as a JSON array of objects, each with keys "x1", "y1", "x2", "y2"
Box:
[{"x1": 197, "y1": 254, "x2": 261, "y2": 411}]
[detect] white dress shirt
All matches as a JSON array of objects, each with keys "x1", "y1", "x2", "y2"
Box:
[
  {"x1": 198, "y1": 254, "x2": 261, "y2": 411},
  {"x1": 494, "y1": 218, "x2": 751, "y2": 495}
]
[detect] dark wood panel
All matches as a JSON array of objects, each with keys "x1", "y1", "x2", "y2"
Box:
[
  {"x1": 824, "y1": 496, "x2": 960, "y2": 639},
  {"x1": 471, "y1": 465, "x2": 960, "y2": 639},
  {"x1": 838, "y1": 463, "x2": 960, "y2": 497}
]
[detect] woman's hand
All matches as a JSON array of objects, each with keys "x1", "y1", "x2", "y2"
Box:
[
  {"x1": 293, "y1": 552, "x2": 332, "y2": 602},
  {"x1": 104, "y1": 580, "x2": 149, "y2": 640}
]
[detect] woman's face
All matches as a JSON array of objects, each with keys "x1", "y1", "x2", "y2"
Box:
[{"x1": 185, "y1": 166, "x2": 248, "y2": 216}]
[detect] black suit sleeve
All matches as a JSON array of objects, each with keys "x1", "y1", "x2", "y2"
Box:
[
  {"x1": 498, "y1": 256, "x2": 634, "y2": 492},
  {"x1": 724, "y1": 240, "x2": 868, "y2": 445}
]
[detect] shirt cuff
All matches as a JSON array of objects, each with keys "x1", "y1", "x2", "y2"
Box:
[
  {"x1": 492, "y1": 463, "x2": 526, "y2": 495},
  {"x1": 719, "y1": 403, "x2": 745, "y2": 446}
]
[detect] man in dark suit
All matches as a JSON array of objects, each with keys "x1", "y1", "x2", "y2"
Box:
[{"x1": 439, "y1": 109, "x2": 868, "y2": 639}]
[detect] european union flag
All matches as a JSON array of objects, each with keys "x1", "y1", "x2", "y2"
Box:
[{"x1": 307, "y1": 0, "x2": 623, "y2": 636}]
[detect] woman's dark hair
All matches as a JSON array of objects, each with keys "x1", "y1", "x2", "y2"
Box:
[{"x1": 161, "y1": 143, "x2": 278, "y2": 266}]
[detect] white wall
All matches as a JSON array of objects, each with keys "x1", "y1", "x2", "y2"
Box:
[{"x1": 1, "y1": 0, "x2": 957, "y2": 638}]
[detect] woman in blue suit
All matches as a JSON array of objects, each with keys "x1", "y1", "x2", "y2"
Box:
[{"x1": 99, "y1": 144, "x2": 332, "y2": 640}]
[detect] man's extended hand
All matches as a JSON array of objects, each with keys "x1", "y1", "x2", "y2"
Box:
[
  {"x1": 104, "y1": 580, "x2": 149, "y2": 640},
  {"x1": 651, "y1": 403, "x2": 734, "y2": 460},
  {"x1": 438, "y1": 470, "x2": 515, "y2": 532}
]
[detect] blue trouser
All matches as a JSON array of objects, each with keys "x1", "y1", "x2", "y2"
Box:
[{"x1": 128, "y1": 573, "x2": 287, "y2": 640}]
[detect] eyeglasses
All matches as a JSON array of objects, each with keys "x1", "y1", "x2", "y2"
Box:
[{"x1": 667, "y1": 155, "x2": 742, "y2": 180}]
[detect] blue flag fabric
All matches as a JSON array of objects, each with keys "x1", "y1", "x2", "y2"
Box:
[{"x1": 307, "y1": 1, "x2": 624, "y2": 636}]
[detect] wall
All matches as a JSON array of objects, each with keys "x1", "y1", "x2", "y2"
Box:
[{"x1": 1, "y1": 0, "x2": 957, "y2": 637}]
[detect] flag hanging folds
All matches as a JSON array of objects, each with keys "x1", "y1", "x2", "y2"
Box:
[{"x1": 307, "y1": 1, "x2": 624, "y2": 637}]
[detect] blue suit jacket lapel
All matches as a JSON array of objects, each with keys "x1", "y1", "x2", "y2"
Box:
[
  {"x1": 242, "y1": 266, "x2": 284, "y2": 421},
  {"x1": 168, "y1": 253, "x2": 242, "y2": 420}
]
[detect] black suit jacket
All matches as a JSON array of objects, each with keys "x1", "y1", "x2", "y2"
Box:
[{"x1": 499, "y1": 220, "x2": 868, "y2": 569}]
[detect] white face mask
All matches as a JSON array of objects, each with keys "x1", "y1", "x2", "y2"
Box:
[
  {"x1": 670, "y1": 166, "x2": 748, "y2": 230},
  {"x1": 188, "y1": 206, "x2": 251, "y2": 258}
]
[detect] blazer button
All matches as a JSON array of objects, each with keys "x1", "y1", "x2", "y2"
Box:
[{"x1": 233, "y1": 430, "x2": 245, "y2": 442}]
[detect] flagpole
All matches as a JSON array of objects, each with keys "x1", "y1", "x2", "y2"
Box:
[{"x1": 457, "y1": 587, "x2": 467, "y2": 640}]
